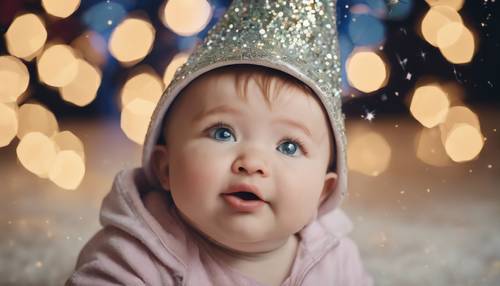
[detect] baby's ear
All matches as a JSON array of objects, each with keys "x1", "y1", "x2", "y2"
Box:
[
  {"x1": 319, "y1": 172, "x2": 338, "y2": 205},
  {"x1": 152, "y1": 145, "x2": 171, "y2": 191}
]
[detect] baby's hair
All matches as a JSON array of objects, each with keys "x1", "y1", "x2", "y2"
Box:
[
  {"x1": 227, "y1": 65, "x2": 314, "y2": 107},
  {"x1": 158, "y1": 64, "x2": 336, "y2": 172}
]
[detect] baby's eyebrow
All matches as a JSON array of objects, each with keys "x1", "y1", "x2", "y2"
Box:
[
  {"x1": 192, "y1": 105, "x2": 241, "y2": 123},
  {"x1": 274, "y1": 118, "x2": 312, "y2": 138},
  {"x1": 192, "y1": 105, "x2": 312, "y2": 139}
]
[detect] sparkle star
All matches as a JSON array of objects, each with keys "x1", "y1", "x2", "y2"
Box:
[
  {"x1": 387, "y1": 0, "x2": 409, "y2": 14},
  {"x1": 363, "y1": 110, "x2": 376, "y2": 122},
  {"x1": 396, "y1": 53, "x2": 407, "y2": 71},
  {"x1": 420, "y1": 50, "x2": 426, "y2": 61}
]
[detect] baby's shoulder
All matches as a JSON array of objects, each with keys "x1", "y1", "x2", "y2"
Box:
[
  {"x1": 78, "y1": 225, "x2": 149, "y2": 261},
  {"x1": 67, "y1": 226, "x2": 180, "y2": 285}
]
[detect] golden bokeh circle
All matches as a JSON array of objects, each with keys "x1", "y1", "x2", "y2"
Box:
[
  {"x1": 444, "y1": 123, "x2": 484, "y2": 162},
  {"x1": 17, "y1": 103, "x2": 59, "y2": 139},
  {"x1": 5, "y1": 13, "x2": 47, "y2": 60},
  {"x1": 410, "y1": 85, "x2": 450, "y2": 128},
  {"x1": 121, "y1": 69, "x2": 163, "y2": 108},
  {"x1": 439, "y1": 25, "x2": 475, "y2": 64},
  {"x1": 121, "y1": 98, "x2": 156, "y2": 145},
  {"x1": 60, "y1": 59, "x2": 102, "y2": 107},
  {"x1": 41, "y1": 0, "x2": 80, "y2": 18},
  {"x1": 52, "y1": 130, "x2": 85, "y2": 161},
  {"x1": 421, "y1": 5, "x2": 462, "y2": 47},
  {"x1": 346, "y1": 50, "x2": 388, "y2": 93},
  {"x1": 0, "y1": 55, "x2": 30, "y2": 103},
  {"x1": 0, "y1": 103, "x2": 18, "y2": 147},
  {"x1": 48, "y1": 150, "x2": 86, "y2": 190},
  {"x1": 162, "y1": 0, "x2": 212, "y2": 36},
  {"x1": 109, "y1": 18, "x2": 156, "y2": 64},
  {"x1": 16, "y1": 131, "x2": 58, "y2": 178},
  {"x1": 37, "y1": 44, "x2": 79, "y2": 87}
]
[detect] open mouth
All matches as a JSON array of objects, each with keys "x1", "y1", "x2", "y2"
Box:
[
  {"x1": 228, "y1": 191, "x2": 262, "y2": 201},
  {"x1": 221, "y1": 187, "x2": 267, "y2": 212}
]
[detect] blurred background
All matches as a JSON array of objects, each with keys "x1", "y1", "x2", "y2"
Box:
[{"x1": 0, "y1": 0, "x2": 498, "y2": 285}]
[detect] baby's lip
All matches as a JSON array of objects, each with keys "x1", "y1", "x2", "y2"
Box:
[{"x1": 222, "y1": 183, "x2": 267, "y2": 203}]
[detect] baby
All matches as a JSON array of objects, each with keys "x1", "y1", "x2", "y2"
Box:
[{"x1": 67, "y1": 1, "x2": 372, "y2": 285}]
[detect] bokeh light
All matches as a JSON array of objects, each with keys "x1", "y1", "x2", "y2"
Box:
[
  {"x1": 410, "y1": 84, "x2": 450, "y2": 128},
  {"x1": 421, "y1": 5, "x2": 462, "y2": 47},
  {"x1": 59, "y1": 59, "x2": 102, "y2": 107},
  {"x1": 121, "y1": 67, "x2": 163, "y2": 109},
  {"x1": 48, "y1": 150, "x2": 85, "y2": 190},
  {"x1": 37, "y1": 44, "x2": 79, "y2": 87},
  {"x1": 440, "y1": 106, "x2": 484, "y2": 162},
  {"x1": 346, "y1": 50, "x2": 388, "y2": 93},
  {"x1": 0, "y1": 102, "x2": 18, "y2": 147},
  {"x1": 438, "y1": 24, "x2": 475, "y2": 64},
  {"x1": 436, "y1": 22, "x2": 464, "y2": 48},
  {"x1": 439, "y1": 105, "x2": 480, "y2": 141},
  {"x1": 108, "y1": 18, "x2": 156, "y2": 65},
  {"x1": 444, "y1": 123, "x2": 484, "y2": 162},
  {"x1": 51, "y1": 130, "x2": 85, "y2": 161},
  {"x1": 121, "y1": 98, "x2": 156, "y2": 145},
  {"x1": 415, "y1": 127, "x2": 452, "y2": 167},
  {"x1": 41, "y1": 0, "x2": 80, "y2": 18},
  {"x1": 5, "y1": 13, "x2": 47, "y2": 60},
  {"x1": 162, "y1": 0, "x2": 212, "y2": 36},
  {"x1": 0, "y1": 55, "x2": 29, "y2": 103},
  {"x1": 348, "y1": 130, "x2": 392, "y2": 176},
  {"x1": 16, "y1": 132, "x2": 58, "y2": 178},
  {"x1": 163, "y1": 52, "x2": 190, "y2": 86},
  {"x1": 17, "y1": 103, "x2": 59, "y2": 139},
  {"x1": 425, "y1": 0, "x2": 464, "y2": 11}
]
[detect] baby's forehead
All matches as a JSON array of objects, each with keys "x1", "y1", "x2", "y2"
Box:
[
  {"x1": 171, "y1": 69, "x2": 328, "y2": 131},
  {"x1": 180, "y1": 65, "x2": 318, "y2": 105},
  {"x1": 160, "y1": 66, "x2": 335, "y2": 133}
]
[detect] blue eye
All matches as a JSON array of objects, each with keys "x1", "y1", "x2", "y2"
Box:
[
  {"x1": 277, "y1": 141, "x2": 302, "y2": 156},
  {"x1": 211, "y1": 127, "x2": 235, "y2": 142}
]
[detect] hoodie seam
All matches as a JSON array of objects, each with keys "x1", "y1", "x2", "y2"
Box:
[{"x1": 295, "y1": 236, "x2": 340, "y2": 285}]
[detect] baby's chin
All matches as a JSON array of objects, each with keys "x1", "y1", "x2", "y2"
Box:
[
  {"x1": 175, "y1": 204, "x2": 305, "y2": 253},
  {"x1": 203, "y1": 228, "x2": 293, "y2": 255},
  {"x1": 175, "y1": 208, "x2": 279, "y2": 251},
  {"x1": 199, "y1": 219, "x2": 304, "y2": 255}
]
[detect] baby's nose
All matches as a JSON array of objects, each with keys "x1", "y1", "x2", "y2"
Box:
[{"x1": 231, "y1": 149, "x2": 270, "y2": 177}]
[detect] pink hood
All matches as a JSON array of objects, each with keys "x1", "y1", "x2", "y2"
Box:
[{"x1": 66, "y1": 168, "x2": 372, "y2": 285}]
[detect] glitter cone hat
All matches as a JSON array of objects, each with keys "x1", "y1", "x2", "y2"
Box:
[{"x1": 143, "y1": 0, "x2": 346, "y2": 217}]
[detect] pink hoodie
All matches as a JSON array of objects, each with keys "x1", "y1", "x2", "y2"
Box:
[{"x1": 66, "y1": 168, "x2": 373, "y2": 285}]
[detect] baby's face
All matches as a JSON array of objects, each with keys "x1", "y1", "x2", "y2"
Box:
[{"x1": 154, "y1": 70, "x2": 337, "y2": 252}]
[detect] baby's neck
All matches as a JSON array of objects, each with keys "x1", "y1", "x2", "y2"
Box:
[
  {"x1": 174, "y1": 208, "x2": 299, "y2": 285},
  {"x1": 204, "y1": 233, "x2": 299, "y2": 286}
]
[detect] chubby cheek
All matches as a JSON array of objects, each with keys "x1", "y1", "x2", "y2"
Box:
[
  {"x1": 168, "y1": 143, "x2": 227, "y2": 210},
  {"x1": 275, "y1": 170, "x2": 324, "y2": 231}
]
